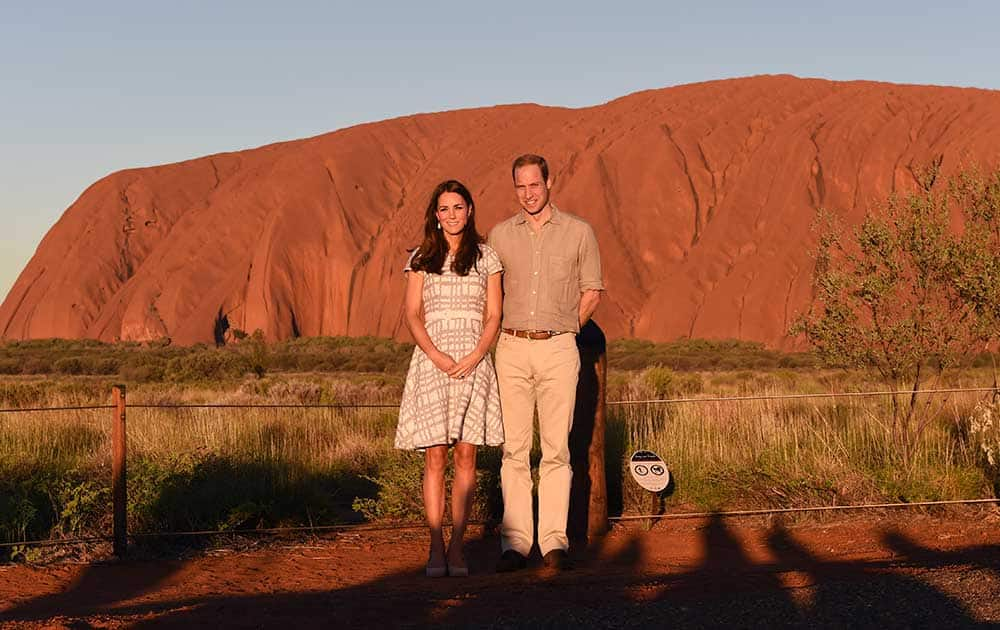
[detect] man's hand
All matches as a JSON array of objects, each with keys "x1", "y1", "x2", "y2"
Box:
[{"x1": 448, "y1": 352, "x2": 484, "y2": 379}]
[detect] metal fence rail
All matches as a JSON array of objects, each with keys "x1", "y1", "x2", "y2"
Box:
[
  {"x1": 2, "y1": 384, "x2": 998, "y2": 555},
  {"x1": 4, "y1": 385, "x2": 997, "y2": 414}
]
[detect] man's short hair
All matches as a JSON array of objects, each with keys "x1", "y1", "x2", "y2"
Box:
[{"x1": 511, "y1": 154, "x2": 549, "y2": 182}]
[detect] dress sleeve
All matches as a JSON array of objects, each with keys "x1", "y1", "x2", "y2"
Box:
[
  {"x1": 482, "y1": 245, "x2": 503, "y2": 275},
  {"x1": 403, "y1": 249, "x2": 421, "y2": 273}
]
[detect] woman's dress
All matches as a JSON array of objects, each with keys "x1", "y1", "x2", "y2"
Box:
[{"x1": 394, "y1": 244, "x2": 505, "y2": 450}]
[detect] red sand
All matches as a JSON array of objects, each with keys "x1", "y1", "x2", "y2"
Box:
[{"x1": 2, "y1": 515, "x2": 999, "y2": 627}]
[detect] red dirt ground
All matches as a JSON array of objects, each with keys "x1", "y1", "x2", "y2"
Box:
[{"x1": 2, "y1": 513, "x2": 999, "y2": 628}]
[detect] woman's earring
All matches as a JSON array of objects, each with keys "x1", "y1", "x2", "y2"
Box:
[{"x1": 436, "y1": 221, "x2": 441, "y2": 229}]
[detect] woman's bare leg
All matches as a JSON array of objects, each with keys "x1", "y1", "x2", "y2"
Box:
[
  {"x1": 424, "y1": 446, "x2": 448, "y2": 568},
  {"x1": 447, "y1": 442, "x2": 477, "y2": 568}
]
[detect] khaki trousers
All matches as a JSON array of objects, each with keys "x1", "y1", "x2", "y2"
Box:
[{"x1": 494, "y1": 332, "x2": 580, "y2": 556}]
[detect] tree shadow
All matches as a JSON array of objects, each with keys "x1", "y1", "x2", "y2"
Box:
[
  {"x1": 764, "y1": 521, "x2": 992, "y2": 628},
  {"x1": 5, "y1": 513, "x2": 996, "y2": 628}
]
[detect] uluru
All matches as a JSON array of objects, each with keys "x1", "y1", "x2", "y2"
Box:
[{"x1": 3, "y1": 74, "x2": 1000, "y2": 347}]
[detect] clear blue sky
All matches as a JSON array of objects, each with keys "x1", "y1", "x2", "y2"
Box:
[{"x1": 3, "y1": 0, "x2": 999, "y2": 303}]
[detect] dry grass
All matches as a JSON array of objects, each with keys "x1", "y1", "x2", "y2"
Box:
[{"x1": 1, "y1": 369, "x2": 997, "y2": 554}]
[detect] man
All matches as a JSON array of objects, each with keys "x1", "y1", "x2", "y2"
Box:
[{"x1": 488, "y1": 153, "x2": 604, "y2": 572}]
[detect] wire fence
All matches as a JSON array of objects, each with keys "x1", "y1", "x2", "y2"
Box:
[
  {"x1": 4, "y1": 385, "x2": 998, "y2": 414},
  {"x1": 2, "y1": 384, "x2": 998, "y2": 553}
]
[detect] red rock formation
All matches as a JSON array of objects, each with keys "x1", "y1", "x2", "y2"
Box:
[{"x1": 4, "y1": 75, "x2": 1000, "y2": 347}]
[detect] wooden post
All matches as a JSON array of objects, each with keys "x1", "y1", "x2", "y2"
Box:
[
  {"x1": 112, "y1": 385, "x2": 127, "y2": 558},
  {"x1": 569, "y1": 321, "x2": 609, "y2": 548},
  {"x1": 587, "y1": 349, "x2": 609, "y2": 539}
]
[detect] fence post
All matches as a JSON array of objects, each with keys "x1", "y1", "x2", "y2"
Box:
[
  {"x1": 569, "y1": 321, "x2": 609, "y2": 548},
  {"x1": 112, "y1": 385, "x2": 127, "y2": 558},
  {"x1": 588, "y1": 346, "x2": 609, "y2": 539}
]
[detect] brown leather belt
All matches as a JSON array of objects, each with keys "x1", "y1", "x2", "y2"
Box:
[{"x1": 502, "y1": 328, "x2": 569, "y2": 340}]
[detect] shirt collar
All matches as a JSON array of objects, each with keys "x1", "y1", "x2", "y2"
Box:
[{"x1": 515, "y1": 204, "x2": 561, "y2": 226}]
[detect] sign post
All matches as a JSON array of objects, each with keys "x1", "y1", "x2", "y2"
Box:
[
  {"x1": 629, "y1": 450, "x2": 670, "y2": 530},
  {"x1": 112, "y1": 385, "x2": 127, "y2": 558},
  {"x1": 569, "y1": 321, "x2": 608, "y2": 546}
]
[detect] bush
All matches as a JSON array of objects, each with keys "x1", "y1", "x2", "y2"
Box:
[
  {"x1": 353, "y1": 450, "x2": 501, "y2": 523},
  {"x1": 20, "y1": 357, "x2": 52, "y2": 374},
  {"x1": 165, "y1": 350, "x2": 252, "y2": 381},
  {"x1": 640, "y1": 366, "x2": 703, "y2": 399},
  {"x1": 969, "y1": 399, "x2": 1000, "y2": 487},
  {"x1": 54, "y1": 357, "x2": 84, "y2": 375},
  {"x1": 119, "y1": 356, "x2": 167, "y2": 382}
]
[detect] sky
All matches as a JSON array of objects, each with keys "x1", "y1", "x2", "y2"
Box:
[{"x1": 3, "y1": 0, "x2": 1000, "y2": 303}]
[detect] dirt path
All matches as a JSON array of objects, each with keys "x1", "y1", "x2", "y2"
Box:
[{"x1": 2, "y1": 514, "x2": 999, "y2": 628}]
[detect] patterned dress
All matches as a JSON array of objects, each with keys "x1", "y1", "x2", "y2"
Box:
[{"x1": 395, "y1": 244, "x2": 505, "y2": 450}]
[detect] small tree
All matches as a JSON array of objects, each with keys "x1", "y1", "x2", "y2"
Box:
[
  {"x1": 792, "y1": 161, "x2": 1000, "y2": 460},
  {"x1": 245, "y1": 329, "x2": 269, "y2": 379}
]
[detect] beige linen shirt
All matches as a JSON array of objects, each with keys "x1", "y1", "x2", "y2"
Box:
[{"x1": 487, "y1": 205, "x2": 603, "y2": 334}]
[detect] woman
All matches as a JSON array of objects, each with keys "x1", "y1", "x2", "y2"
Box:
[{"x1": 395, "y1": 179, "x2": 504, "y2": 577}]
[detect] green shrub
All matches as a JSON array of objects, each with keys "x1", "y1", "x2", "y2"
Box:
[
  {"x1": 352, "y1": 450, "x2": 501, "y2": 523},
  {"x1": 119, "y1": 356, "x2": 167, "y2": 382},
  {"x1": 640, "y1": 366, "x2": 703, "y2": 399},
  {"x1": 165, "y1": 350, "x2": 252, "y2": 381},
  {"x1": 54, "y1": 478, "x2": 110, "y2": 536},
  {"x1": 54, "y1": 357, "x2": 84, "y2": 375},
  {"x1": 21, "y1": 357, "x2": 51, "y2": 374}
]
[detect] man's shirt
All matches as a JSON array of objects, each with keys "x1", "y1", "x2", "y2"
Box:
[{"x1": 488, "y1": 205, "x2": 603, "y2": 334}]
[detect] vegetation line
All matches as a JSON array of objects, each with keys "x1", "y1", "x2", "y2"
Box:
[
  {"x1": 7, "y1": 498, "x2": 999, "y2": 549},
  {"x1": 610, "y1": 387, "x2": 1000, "y2": 405},
  {"x1": 128, "y1": 521, "x2": 489, "y2": 538},
  {"x1": 0, "y1": 536, "x2": 111, "y2": 549},
  {"x1": 0, "y1": 404, "x2": 114, "y2": 414},
  {"x1": 127, "y1": 403, "x2": 400, "y2": 409},
  {"x1": 3, "y1": 387, "x2": 998, "y2": 414},
  {"x1": 610, "y1": 498, "x2": 1000, "y2": 521}
]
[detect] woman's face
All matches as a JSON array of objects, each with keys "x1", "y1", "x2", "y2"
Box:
[{"x1": 436, "y1": 191, "x2": 471, "y2": 237}]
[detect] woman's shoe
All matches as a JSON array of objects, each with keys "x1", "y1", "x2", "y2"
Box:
[{"x1": 426, "y1": 564, "x2": 447, "y2": 578}]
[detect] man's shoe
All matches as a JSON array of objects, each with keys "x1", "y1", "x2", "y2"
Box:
[
  {"x1": 496, "y1": 550, "x2": 527, "y2": 573},
  {"x1": 542, "y1": 549, "x2": 572, "y2": 571}
]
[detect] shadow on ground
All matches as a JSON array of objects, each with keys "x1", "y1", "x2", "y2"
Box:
[{"x1": 4, "y1": 513, "x2": 999, "y2": 629}]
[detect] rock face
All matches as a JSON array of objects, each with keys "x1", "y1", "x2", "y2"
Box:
[{"x1": 4, "y1": 75, "x2": 1000, "y2": 347}]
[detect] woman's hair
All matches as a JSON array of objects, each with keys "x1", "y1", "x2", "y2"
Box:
[{"x1": 410, "y1": 179, "x2": 483, "y2": 276}]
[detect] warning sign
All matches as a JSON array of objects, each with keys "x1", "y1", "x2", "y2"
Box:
[{"x1": 629, "y1": 450, "x2": 670, "y2": 493}]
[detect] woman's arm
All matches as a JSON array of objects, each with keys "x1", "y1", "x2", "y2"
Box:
[
  {"x1": 404, "y1": 270, "x2": 456, "y2": 373},
  {"x1": 448, "y1": 272, "x2": 503, "y2": 379}
]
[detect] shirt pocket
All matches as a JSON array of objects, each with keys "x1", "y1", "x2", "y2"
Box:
[{"x1": 542, "y1": 254, "x2": 575, "y2": 312}]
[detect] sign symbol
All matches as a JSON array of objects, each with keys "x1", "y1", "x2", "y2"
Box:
[{"x1": 629, "y1": 450, "x2": 670, "y2": 493}]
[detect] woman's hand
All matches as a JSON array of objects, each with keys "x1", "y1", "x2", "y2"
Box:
[
  {"x1": 447, "y1": 352, "x2": 483, "y2": 379},
  {"x1": 430, "y1": 350, "x2": 457, "y2": 374}
]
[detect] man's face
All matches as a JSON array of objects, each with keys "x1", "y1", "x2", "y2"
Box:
[{"x1": 514, "y1": 164, "x2": 551, "y2": 215}]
